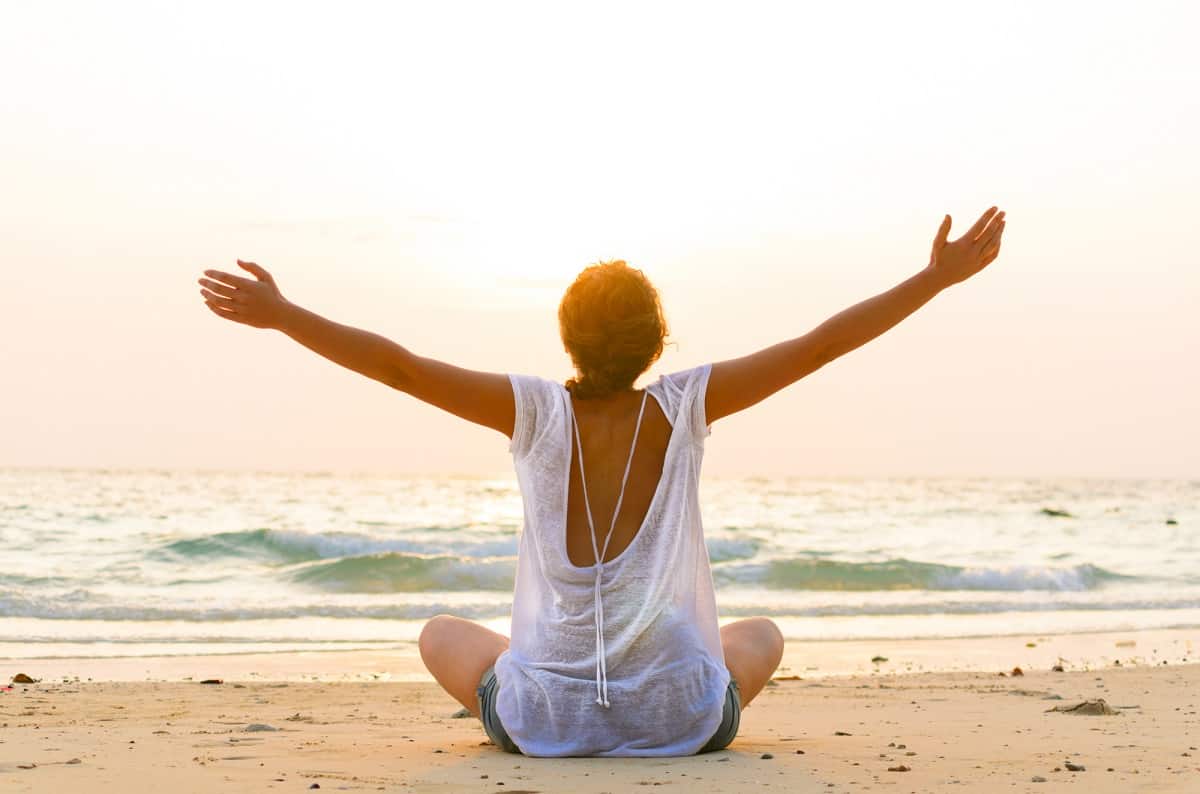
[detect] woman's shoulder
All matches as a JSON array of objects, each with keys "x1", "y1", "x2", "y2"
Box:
[
  {"x1": 508, "y1": 373, "x2": 569, "y2": 458},
  {"x1": 508, "y1": 372, "x2": 567, "y2": 393},
  {"x1": 648, "y1": 362, "x2": 712, "y2": 394},
  {"x1": 645, "y1": 363, "x2": 713, "y2": 440}
]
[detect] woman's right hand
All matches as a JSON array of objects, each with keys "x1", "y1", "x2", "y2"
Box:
[
  {"x1": 925, "y1": 206, "x2": 1006, "y2": 289},
  {"x1": 198, "y1": 259, "x2": 291, "y2": 330}
]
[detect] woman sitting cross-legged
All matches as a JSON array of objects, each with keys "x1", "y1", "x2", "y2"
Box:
[{"x1": 197, "y1": 206, "x2": 1006, "y2": 756}]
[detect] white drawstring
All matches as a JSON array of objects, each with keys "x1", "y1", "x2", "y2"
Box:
[{"x1": 569, "y1": 389, "x2": 649, "y2": 708}]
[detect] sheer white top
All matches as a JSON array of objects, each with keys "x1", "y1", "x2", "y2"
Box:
[{"x1": 492, "y1": 363, "x2": 730, "y2": 757}]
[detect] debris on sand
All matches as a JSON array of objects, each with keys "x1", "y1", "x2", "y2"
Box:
[
  {"x1": 887, "y1": 764, "x2": 911, "y2": 772},
  {"x1": 1046, "y1": 699, "x2": 1120, "y2": 716},
  {"x1": 199, "y1": 679, "x2": 223, "y2": 685},
  {"x1": 1040, "y1": 508, "x2": 1073, "y2": 518},
  {"x1": 1065, "y1": 761, "x2": 1086, "y2": 771},
  {"x1": 1051, "y1": 664, "x2": 1065, "y2": 672},
  {"x1": 871, "y1": 656, "x2": 888, "y2": 663},
  {"x1": 1011, "y1": 667, "x2": 1025, "y2": 676},
  {"x1": 834, "y1": 731, "x2": 853, "y2": 736},
  {"x1": 12, "y1": 673, "x2": 38, "y2": 684},
  {"x1": 244, "y1": 723, "x2": 280, "y2": 732},
  {"x1": 1031, "y1": 775, "x2": 1047, "y2": 782}
]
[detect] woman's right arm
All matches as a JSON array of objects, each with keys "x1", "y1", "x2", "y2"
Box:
[
  {"x1": 198, "y1": 260, "x2": 515, "y2": 437},
  {"x1": 705, "y1": 206, "x2": 1006, "y2": 424}
]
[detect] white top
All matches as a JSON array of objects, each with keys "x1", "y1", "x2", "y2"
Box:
[{"x1": 492, "y1": 363, "x2": 730, "y2": 757}]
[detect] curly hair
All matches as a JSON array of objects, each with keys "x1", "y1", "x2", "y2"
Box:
[{"x1": 558, "y1": 259, "x2": 668, "y2": 399}]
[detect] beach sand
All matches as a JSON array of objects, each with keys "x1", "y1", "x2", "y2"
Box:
[{"x1": 3, "y1": 629, "x2": 1198, "y2": 792}]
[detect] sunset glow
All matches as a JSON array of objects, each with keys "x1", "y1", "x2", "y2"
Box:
[{"x1": 2, "y1": 1, "x2": 1197, "y2": 477}]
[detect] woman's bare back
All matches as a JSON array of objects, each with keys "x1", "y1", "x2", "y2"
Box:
[{"x1": 564, "y1": 389, "x2": 673, "y2": 568}]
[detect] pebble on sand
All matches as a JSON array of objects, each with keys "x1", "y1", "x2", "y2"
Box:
[
  {"x1": 887, "y1": 764, "x2": 911, "y2": 772},
  {"x1": 12, "y1": 673, "x2": 38, "y2": 684},
  {"x1": 1031, "y1": 776, "x2": 1047, "y2": 783},
  {"x1": 243, "y1": 723, "x2": 279, "y2": 732},
  {"x1": 1046, "y1": 699, "x2": 1119, "y2": 716},
  {"x1": 1064, "y1": 761, "x2": 1086, "y2": 771}
]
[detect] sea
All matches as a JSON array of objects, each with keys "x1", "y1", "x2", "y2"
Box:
[{"x1": 1, "y1": 469, "x2": 1196, "y2": 660}]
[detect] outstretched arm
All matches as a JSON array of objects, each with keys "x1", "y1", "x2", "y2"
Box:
[
  {"x1": 197, "y1": 261, "x2": 515, "y2": 437},
  {"x1": 706, "y1": 206, "x2": 1006, "y2": 424}
]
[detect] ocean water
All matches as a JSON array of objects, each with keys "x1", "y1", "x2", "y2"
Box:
[{"x1": 1, "y1": 468, "x2": 1196, "y2": 659}]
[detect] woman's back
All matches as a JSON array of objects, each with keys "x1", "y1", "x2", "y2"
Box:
[
  {"x1": 493, "y1": 363, "x2": 730, "y2": 757},
  {"x1": 563, "y1": 385, "x2": 672, "y2": 568}
]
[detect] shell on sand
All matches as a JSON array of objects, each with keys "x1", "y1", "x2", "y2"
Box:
[{"x1": 1045, "y1": 698, "x2": 1120, "y2": 715}]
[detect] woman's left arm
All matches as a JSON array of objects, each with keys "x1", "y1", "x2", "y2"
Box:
[
  {"x1": 705, "y1": 206, "x2": 1006, "y2": 424},
  {"x1": 198, "y1": 260, "x2": 515, "y2": 437}
]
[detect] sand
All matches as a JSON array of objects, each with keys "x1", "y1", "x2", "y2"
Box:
[{"x1": 2, "y1": 629, "x2": 1198, "y2": 792}]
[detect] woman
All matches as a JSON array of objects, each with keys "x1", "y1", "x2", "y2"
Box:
[{"x1": 198, "y1": 206, "x2": 1006, "y2": 756}]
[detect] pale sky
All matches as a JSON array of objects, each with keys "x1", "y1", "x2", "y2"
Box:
[{"x1": 1, "y1": 1, "x2": 1197, "y2": 478}]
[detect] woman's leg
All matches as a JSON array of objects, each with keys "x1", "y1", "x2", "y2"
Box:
[
  {"x1": 418, "y1": 614, "x2": 510, "y2": 717},
  {"x1": 720, "y1": 617, "x2": 784, "y2": 707}
]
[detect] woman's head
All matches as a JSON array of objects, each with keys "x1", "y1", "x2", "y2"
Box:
[{"x1": 559, "y1": 259, "x2": 668, "y2": 399}]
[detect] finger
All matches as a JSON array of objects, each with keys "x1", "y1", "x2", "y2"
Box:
[
  {"x1": 237, "y1": 259, "x2": 274, "y2": 282},
  {"x1": 200, "y1": 288, "x2": 238, "y2": 309},
  {"x1": 965, "y1": 206, "x2": 999, "y2": 241},
  {"x1": 933, "y1": 214, "x2": 952, "y2": 249},
  {"x1": 204, "y1": 269, "x2": 255, "y2": 289},
  {"x1": 197, "y1": 277, "x2": 240, "y2": 299},
  {"x1": 204, "y1": 300, "x2": 247, "y2": 323},
  {"x1": 976, "y1": 217, "x2": 1005, "y2": 249},
  {"x1": 980, "y1": 238, "x2": 1002, "y2": 263}
]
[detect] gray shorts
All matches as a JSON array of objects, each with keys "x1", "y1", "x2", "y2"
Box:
[{"x1": 475, "y1": 665, "x2": 741, "y2": 754}]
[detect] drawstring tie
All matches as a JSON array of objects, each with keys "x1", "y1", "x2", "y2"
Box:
[{"x1": 568, "y1": 389, "x2": 649, "y2": 708}]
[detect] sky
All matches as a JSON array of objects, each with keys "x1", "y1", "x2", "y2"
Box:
[{"x1": 1, "y1": 1, "x2": 1197, "y2": 479}]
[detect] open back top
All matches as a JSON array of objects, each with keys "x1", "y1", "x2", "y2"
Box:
[{"x1": 492, "y1": 363, "x2": 729, "y2": 757}]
